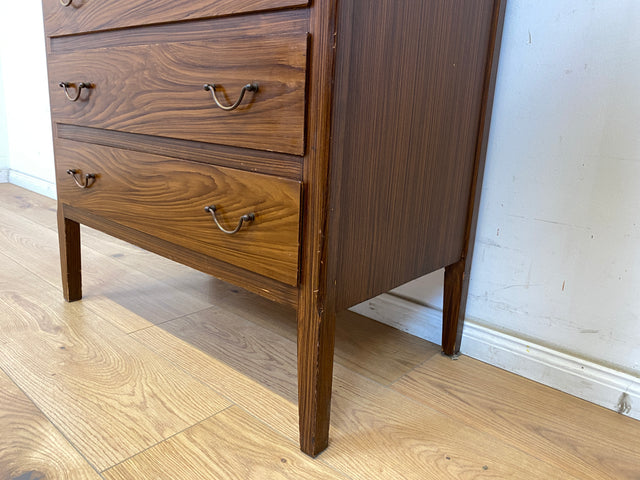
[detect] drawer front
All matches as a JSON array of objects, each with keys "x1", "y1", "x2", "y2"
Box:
[
  {"x1": 55, "y1": 140, "x2": 301, "y2": 286},
  {"x1": 48, "y1": 33, "x2": 307, "y2": 155},
  {"x1": 43, "y1": 0, "x2": 309, "y2": 37}
]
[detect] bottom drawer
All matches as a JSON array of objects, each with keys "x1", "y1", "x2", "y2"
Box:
[{"x1": 55, "y1": 140, "x2": 301, "y2": 286}]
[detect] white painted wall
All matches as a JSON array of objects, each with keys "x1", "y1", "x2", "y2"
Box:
[
  {"x1": 1, "y1": 1, "x2": 639, "y2": 414},
  {"x1": 0, "y1": 0, "x2": 55, "y2": 197},
  {"x1": 473, "y1": 0, "x2": 640, "y2": 374},
  {"x1": 0, "y1": 57, "x2": 10, "y2": 181}
]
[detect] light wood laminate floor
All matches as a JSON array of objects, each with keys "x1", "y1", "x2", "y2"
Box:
[{"x1": 0, "y1": 184, "x2": 638, "y2": 479}]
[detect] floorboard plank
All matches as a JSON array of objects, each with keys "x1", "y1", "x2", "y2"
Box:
[
  {"x1": 189, "y1": 289, "x2": 441, "y2": 386},
  {"x1": 103, "y1": 406, "x2": 348, "y2": 480},
  {"x1": 394, "y1": 354, "x2": 640, "y2": 480},
  {"x1": 0, "y1": 254, "x2": 231, "y2": 472},
  {"x1": 2, "y1": 184, "x2": 637, "y2": 480},
  {"x1": 136, "y1": 308, "x2": 579, "y2": 479},
  {"x1": 0, "y1": 368, "x2": 101, "y2": 479},
  {"x1": 0, "y1": 184, "x2": 58, "y2": 229},
  {"x1": 132, "y1": 320, "x2": 301, "y2": 442}
]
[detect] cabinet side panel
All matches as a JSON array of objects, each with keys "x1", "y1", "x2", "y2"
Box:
[{"x1": 329, "y1": 0, "x2": 498, "y2": 310}]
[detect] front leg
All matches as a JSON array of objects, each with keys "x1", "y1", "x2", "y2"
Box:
[
  {"x1": 57, "y1": 205, "x2": 82, "y2": 302},
  {"x1": 297, "y1": 293, "x2": 337, "y2": 457}
]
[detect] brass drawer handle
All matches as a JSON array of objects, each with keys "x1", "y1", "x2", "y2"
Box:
[
  {"x1": 60, "y1": 0, "x2": 73, "y2": 5},
  {"x1": 203, "y1": 83, "x2": 258, "y2": 111},
  {"x1": 59, "y1": 82, "x2": 92, "y2": 102},
  {"x1": 67, "y1": 169, "x2": 96, "y2": 189},
  {"x1": 204, "y1": 205, "x2": 255, "y2": 235}
]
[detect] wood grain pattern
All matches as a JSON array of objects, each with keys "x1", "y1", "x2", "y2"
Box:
[
  {"x1": 393, "y1": 354, "x2": 640, "y2": 480},
  {"x1": 74, "y1": 225, "x2": 440, "y2": 383},
  {"x1": 296, "y1": 0, "x2": 340, "y2": 456},
  {"x1": 81, "y1": 294, "x2": 155, "y2": 334},
  {"x1": 0, "y1": 183, "x2": 58, "y2": 229},
  {"x1": 56, "y1": 140, "x2": 301, "y2": 285},
  {"x1": 44, "y1": 0, "x2": 309, "y2": 37},
  {"x1": 48, "y1": 33, "x2": 307, "y2": 155},
  {"x1": 325, "y1": 365, "x2": 580, "y2": 480},
  {"x1": 0, "y1": 256, "x2": 231, "y2": 472},
  {"x1": 327, "y1": 0, "x2": 498, "y2": 310},
  {"x1": 160, "y1": 308, "x2": 299, "y2": 404},
  {"x1": 64, "y1": 204, "x2": 299, "y2": 307},
  {"x1": 0, "y1": 367, "x2": 101, "y2": 479},
  {"x1": 41, "y1": 0, "x2": 507, "y2": 458},
  {"x1": 133, "y1": 325, "x2": 301, "y2": 442},
  {"x1": 103, "y1": 407, "x2": 347, "y2": 480},
  {"x1": 48, "y1": 9, "x2": 307, "y2": 54},
  {"x1": 132, "y1": 287, "x2": 580, "y2": 480},
  {"x1": 198, "y1": 289, "x2": 441, "y2": 385}
]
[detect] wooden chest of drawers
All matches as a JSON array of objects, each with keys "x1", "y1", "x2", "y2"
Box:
[{"x1": 43, "y1": 0, "x2": 506, "y2": 456}]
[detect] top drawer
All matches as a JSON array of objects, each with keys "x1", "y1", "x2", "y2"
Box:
[
  {"x1": 48, "y1": 29, "x2": 308, "y2": 155},
  {"x1": 43, "y1": 0, "x2": 309, "y2": 37}
]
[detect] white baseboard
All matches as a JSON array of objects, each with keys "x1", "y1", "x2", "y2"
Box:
[
  {"x1": 8, "y1": 170, "x2": 57, "y2": 199},
  {"x1": 0, "y1": 168, "x2": 8, "y2": 183},
  {"x1": 350, "y1": 293, "x2": 640, "y2": 421}
]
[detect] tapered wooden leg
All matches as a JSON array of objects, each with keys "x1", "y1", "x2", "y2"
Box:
[
  {"x1": 297, "y1": 302, "x2": 336, "y2": 457},
  {"x1": 57, "y1": 206, "x2": 82, "y2": 302},
  {"x1": 442, "y1": 258, "x2": 468, "y2": 355}
]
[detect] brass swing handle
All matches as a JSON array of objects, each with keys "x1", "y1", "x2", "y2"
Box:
[
  {"x1": 203, "y1": 83, "x2": 258, "y2": 111},
  {"x1": 60, "y1": 0, "x2": 73, "y2": 5},
  {"x1": 59, "y1": 82, "x2": 92, "y2": 102},
  {"x1": 204, "y1": 205, "x2": 255, "y2": 235},
  {"x1": 67, "y1": 169, "x2": 96, "y2": 189}
]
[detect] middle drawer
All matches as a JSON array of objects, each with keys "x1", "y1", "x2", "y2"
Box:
[
  {"x1": 55, "y1": 140, "x2": 302, "y2": 286},
  {"x1": 48, "y1": 32, "x2": 308, "y2": 155}
]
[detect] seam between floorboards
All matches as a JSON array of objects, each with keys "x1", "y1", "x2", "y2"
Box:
[
  {"x1": 0, "y1": 363, "x2": 106, "y2": 478},
  {"x1": 130, "y1": 304, "x2": 221, "y2": 334},
  {"x1": 99, "y1": 405, "x2": 235, "y2": 474},
  {"x1": 123, "y1": 326, "x2": 356, "y2": 478}
]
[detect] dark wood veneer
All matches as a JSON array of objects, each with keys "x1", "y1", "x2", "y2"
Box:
[
  {"x1": 63, "y1": 205, "x2": 299, "y2": 308},
  {"x1": 442, "y1": 0, "x2": 508, "y2": 355},
  {"x1": 328, "y1": 0, "x2": 497, "y2": 311},
  {"x1": 56, "y1": 125, "x2": 303, "y2": 180},
  {"x1": 49, "y1": 33, "x2": 308, "y2": 155},
  {"x1": 44, "y1": 0, "x2": 309, "y2": 37},
  {"x1": 56, "y1": 140, "x2": 301, "y2": 285},
  {"x1": 44, "y1": 0, "x2": 506, "y2": 458}
]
